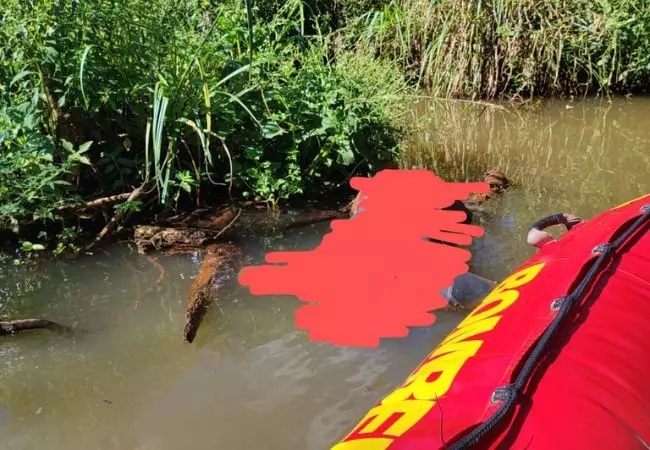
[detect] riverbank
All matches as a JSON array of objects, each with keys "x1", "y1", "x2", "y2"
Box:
[
  {"x1": 0, "y1": 0, "x2": 415, "y2": 256},
  {"x1": 344, "y1": 0, "x2": 650, "y2": 98}
]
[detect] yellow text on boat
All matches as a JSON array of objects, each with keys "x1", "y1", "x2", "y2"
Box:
[{"x1": 331, "y1": 262, "x2": 547, "y2": 450}]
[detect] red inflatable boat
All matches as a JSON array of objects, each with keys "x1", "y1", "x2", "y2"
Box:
[{"x1": 332, "y1": 194, "x2": 650, "y2": 450}]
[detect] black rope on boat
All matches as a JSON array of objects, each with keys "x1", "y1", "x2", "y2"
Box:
[
  {"x1": 530, "y1": 213, "x2": 567, "y2": 231},
  {"x1": 531, "y1": 212, "x2": 582, "y2": 232},
  {"x1": 447, "y1": 205, "x2": 650, "y2": 450}
]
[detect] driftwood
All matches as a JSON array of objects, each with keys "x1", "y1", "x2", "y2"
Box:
[
  {"x1": 180, "y1": 208, "x2": 350, "y2": 343},
  {"x1": 183, "y1": 243, "x2": 243, "y2": 343},
  {"x1": 135, "y1": 225, "x2": 225, "y2": 254},
  {"x1": 134, "y1": 207, "x2": 242, "y2": 254},
  {"x1": 133, "y1": 205, "x2": 348, "y2": 343},
  {"x1": 0, "y1": 319, "x2": 73, "y2": 336},
  {"x1": 134, "y1": 206, "x2": 346, "y2": 254},
  {"x1": 194, "y1": 207, "x2": 240, "y2": 230}
]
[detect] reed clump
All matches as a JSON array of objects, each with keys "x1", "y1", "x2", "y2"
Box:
[{"x1": 345, "y1": 0, "x2": 650, "y2": 99}]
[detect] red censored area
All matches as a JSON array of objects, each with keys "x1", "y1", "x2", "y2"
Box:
[{"x1": 237, "y1": 169, "x2": 491, "y2": 347}]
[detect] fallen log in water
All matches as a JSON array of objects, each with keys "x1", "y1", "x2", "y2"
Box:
[
  {"x1": 134, "y1": 225, "x2": 222, "y2": 254},
  {"x1": 134, "y1": 207, "x2": 241, "y2": 254},
  {"x1": 133, "y1": 205, "x2": 348, "y2": 342},
  {"x1": 134, "y1": 206, "x2": 347, "y2": 254},
  {"x1": 183, "y1": 243, "x2": 243, "y2": 343},
  {"x1": 0, "y1": 319, "x2": 73, "y2": 336}
]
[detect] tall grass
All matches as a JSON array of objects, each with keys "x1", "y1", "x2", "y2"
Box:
[{"x1": 345, "y1": 0, "x2": 650, "y2": 98}]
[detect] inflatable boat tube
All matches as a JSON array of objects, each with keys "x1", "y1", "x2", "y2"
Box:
[{"x1": 332, "y1": 194, "x2": 650, "y2": 450}]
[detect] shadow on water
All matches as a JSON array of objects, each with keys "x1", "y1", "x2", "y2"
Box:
[{"x1": 0, "y1": 97, "x2": 649, "y2": 449}]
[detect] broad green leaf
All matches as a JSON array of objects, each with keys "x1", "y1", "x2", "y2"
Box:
[
  {"x1": 10, "y1": 70, "x2": 35, "y2": 87},
  {"x1": 337, "y1": 146, "x2": 355, "y2": 165},
  {"x1": 77, "y1": 155, "x2": 92, "y2": 166},
  {"x1": 78, "y1": 141, "x2": 93, "y2": 153},
  {"x1": 260, "y1": 119, "x2": 285, "y2": 139}
]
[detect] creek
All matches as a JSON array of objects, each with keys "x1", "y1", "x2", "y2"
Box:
[{"x1": 0, "y1": 97, "x2": 649, "y2": 450}]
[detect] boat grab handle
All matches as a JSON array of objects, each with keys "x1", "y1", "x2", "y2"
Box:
[{"x1": 527, "y1": 213, "x2": 583, "y2": 248}]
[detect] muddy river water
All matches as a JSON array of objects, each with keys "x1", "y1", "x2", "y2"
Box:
[{"x1": 0, "y1": 97, "x2": 649, "y2": 450}]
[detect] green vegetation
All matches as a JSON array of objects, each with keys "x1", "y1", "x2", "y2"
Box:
[
  {"x1": 0, "y1": 0, "x2": 413, "y2": 246},
  {"x1": 345, "y1": 0, "x2": 650, "y2": 98},
  {"x1": 2, "y1": 0, "x2": 650, "y2": 250}
]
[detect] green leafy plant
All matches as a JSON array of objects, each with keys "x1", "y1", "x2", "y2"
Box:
[
  {"x1": 0, "y1": 0, "x2": 415, "y2": 244},
  {"x1": 20, "y1": 241, "x2": 46, "y2": 252}
]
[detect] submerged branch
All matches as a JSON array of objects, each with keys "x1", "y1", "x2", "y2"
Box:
[
  {"x1": 281, "y1": 209, "x2": 349, "y2": 230},
  {"x1": 139, "y1": 254, "x2": 167, "y2": 302},
  {"x1": 0, "y1": 319, "x2": 74, "y2": 336}
]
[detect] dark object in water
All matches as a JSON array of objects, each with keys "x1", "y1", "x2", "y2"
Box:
[
  {"x1": 484, "y1": 168, "x2": 509, "y2": 193},
  {"x1": 0, "y1": 319, "x2": 73, "y2": 336},
  {"x1": 440, "y1": 272, "x2": 497, "y2": 310},
  {"x1": 467, "y1": 169, "x2": 510, "y2": 206}
]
